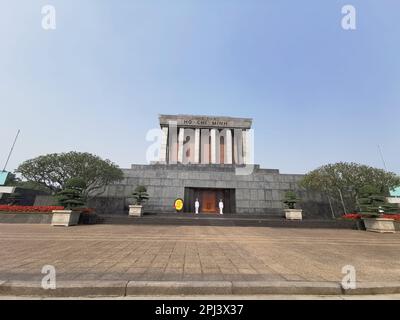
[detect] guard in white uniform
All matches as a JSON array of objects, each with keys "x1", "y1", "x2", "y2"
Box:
[
  {"x1": 195, "y1": 198, "x2": 200, "y2": 214},
  {"x1": 219, "y1": 199, "x2": 224, "y2": 215}
]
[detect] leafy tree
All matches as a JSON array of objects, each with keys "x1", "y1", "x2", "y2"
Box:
[
  {"x1": 16, "y1": 152, "x2": 124, "y2": 196},
  {"x1": 56, "y1": 178, "x2": 87, "y2": 209},
  {"x1": 282, "y1": 191, "x2": 300, "y2": 209},
  {"x1": 300, "y1": 162, "x2": 400, "y2": 213},
  {"x1": 132, "y1": 186, "x2": 149, "y2": 205}
]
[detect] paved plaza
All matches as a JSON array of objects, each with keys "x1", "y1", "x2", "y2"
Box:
[{"x1": 0, "y1": 223, "x2": 400, "y2": 285}]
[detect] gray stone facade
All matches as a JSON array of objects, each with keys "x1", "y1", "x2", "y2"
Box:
[{"x1": 92, "y1": 163, "x2": 332, "y2": 218}]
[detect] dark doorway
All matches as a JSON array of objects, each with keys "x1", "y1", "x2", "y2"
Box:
[
  {"x1": 202, "y1": 190, "x2": 217, "y2": 213},
  {"x1": 184, "y1": 187, "x2": 236, "y2": 214}
]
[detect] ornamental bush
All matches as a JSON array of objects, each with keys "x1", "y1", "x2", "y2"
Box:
[
  {"x1": 132, "y1": 186, "x2": 149, "y2": 205},
  {"x1": 56, "y1": 178, "x2": 87, "y2": 209},
  {"x1": 358, "y1": 185, "x2": 398, "y2": 217},
  {"x1": 282, "y1": 191, "x2": 301, "y2": 209}
]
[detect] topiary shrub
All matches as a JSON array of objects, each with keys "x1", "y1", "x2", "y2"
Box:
[
  {"x1": 358, "y1": 185, "x2": 398, "y2": 217},
  {"x1": 132, "y1": 186, "x2": 149, "y2": 205},
  {"x1": 282, "y1": 191, "x2": 301, "y2": 209},
  {"x1": 56, "y1": 178, "x2": 87, "y2": 209}
]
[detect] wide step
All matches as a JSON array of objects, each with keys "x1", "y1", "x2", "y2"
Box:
[{"x1": 96, "y1": 214, "x2": 360, "y2": 229}]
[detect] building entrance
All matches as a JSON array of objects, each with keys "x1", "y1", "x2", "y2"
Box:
[
  {"x1": 202, "y1": 190, "x2": 217, "y2": 213},
  {"x1": 184, "y1": 187, "x2": 235, "y2": 214}
]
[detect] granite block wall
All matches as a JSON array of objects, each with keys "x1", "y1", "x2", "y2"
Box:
[{"x1": 92, "y1": 164, "x2": 333, "y2": 218}]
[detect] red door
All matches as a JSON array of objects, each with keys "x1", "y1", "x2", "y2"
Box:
[{"x1": 202, "y1": 191, "x2": 217, "y2": 213}]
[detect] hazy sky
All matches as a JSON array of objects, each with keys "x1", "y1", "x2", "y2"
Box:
[{"x1": 1, "y1": 0, "x2": 399, "y2": 174}]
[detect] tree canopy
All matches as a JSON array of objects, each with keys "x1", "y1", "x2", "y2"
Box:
[
  {"x1": 16, "y1": 152, "x2": 124, "y2": 196},
  {"x1": 4, "y1": 172, "x2": 50, "y2": 192},
  {"x1": 300, "y1": 162, "x2": 400, "y2": 212}
]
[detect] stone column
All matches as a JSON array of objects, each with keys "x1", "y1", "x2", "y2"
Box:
[
  {"x1": 225, "y1": 129, "x2": 233, "y2": 164},
  {"x1": 210, "y1": 128, "x2": 217, "y2": 164},
  {"x1": 243, "y1": 129, "x2": 253, "y2": 164},
  {"x1": 200, "y1": 129, "x2": 210, "y2": 164},
  {"x1": 194, "y1": 128, "x2": 200, "y2": 164},
  {"x1": 182, "y1": 129, "x2": 195, "y2": 164},
  {"x1": 168, "y1": 121, "x2": 178, "y2": 164},
  {"x1": 177, "y1": 128, "x2": 184, "y2": 163},
  {"x1": 159, "y1": 126, "x2": 168, "y2": 163},
  {"x1": 246, "y1": 129, "x2": 253, "y2": 164},
  {"x1": 242, "y1": 129, "x2": 248, "y2": 164},
  {"x1": 233, "y1": 129, "x2": 243, "y2": 165}
]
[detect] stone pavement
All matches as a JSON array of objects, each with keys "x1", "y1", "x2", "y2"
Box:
[
  {"x1": 2, "y1": 294, "x2": 400, "y2": 300},
  {"x1": 0, "y1": 223, "x2": 399, "y2": 286}
]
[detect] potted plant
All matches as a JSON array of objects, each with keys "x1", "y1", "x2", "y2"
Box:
[
  {"x1": 52, "y1": 178, "x2": 86, "y2": 226},
  {"x1": 78, "y1": 208, "x2": 97, "y2": 225},
  {"x1": 359, "y1": 185, "x2": 397, "y2": 233},
  {"x1": 129, "y1": 186, "x2": 149, "y2": 217},
  {"x1": 282, "y1": 191, "x2": 302, "y2": 220}
]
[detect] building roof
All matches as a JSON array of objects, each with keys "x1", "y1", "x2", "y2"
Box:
[{"x1": 159, "y1": 114, "x2": 252, "y2": 129}]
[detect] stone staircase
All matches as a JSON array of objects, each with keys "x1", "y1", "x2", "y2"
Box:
[{"x1": 96, "y1": 213, "x2": 362, "y2": 229}]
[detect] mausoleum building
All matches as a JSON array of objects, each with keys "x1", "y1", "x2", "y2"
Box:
[
  {"x1": 98, "y1": 115, "x2": 329, "y2": 217},
  {"x1": 158, "y1": 114, "x2": 253, "y2": 165}
]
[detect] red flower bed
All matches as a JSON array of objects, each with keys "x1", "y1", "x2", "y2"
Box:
[
  {"x1": 342, "y1": 213, "x2": 362, "y2": 220},
  {"x1": 343, "y1": 213, "x2": 400, "y2": 220},
  {"x1": 0, "y1": 205, "x2": 64, "y2": 213}
]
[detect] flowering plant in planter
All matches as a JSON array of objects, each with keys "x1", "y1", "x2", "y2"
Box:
[{"x1": 76, "y1": 207, "x2": 97, "y2": 224}]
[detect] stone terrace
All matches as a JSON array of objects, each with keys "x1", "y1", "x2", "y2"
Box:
[{"x1": 0, "y1": 224, "x2": 399, "y2": 283}]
